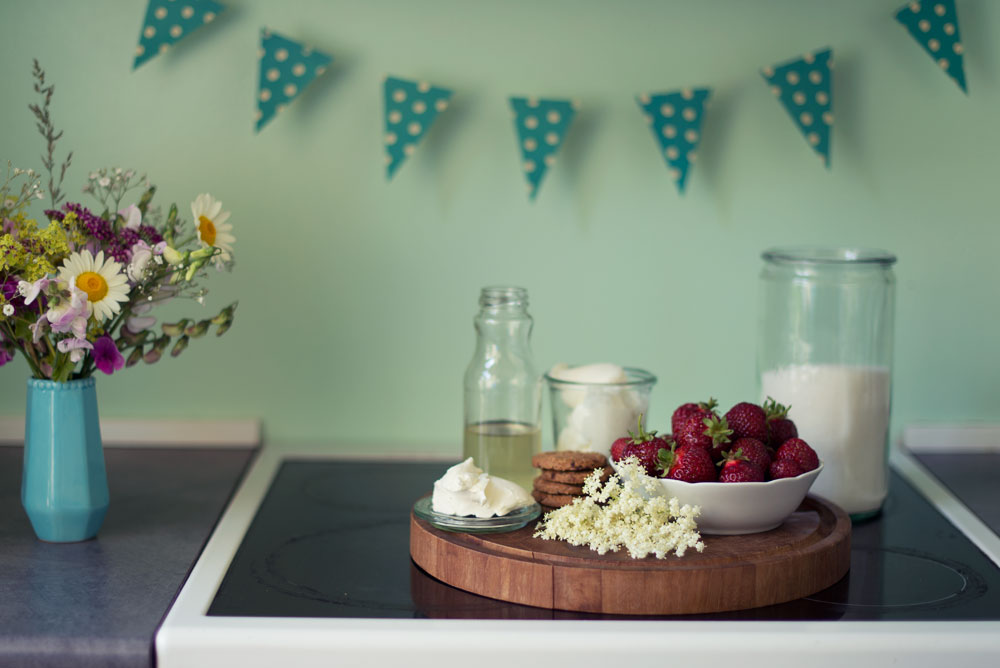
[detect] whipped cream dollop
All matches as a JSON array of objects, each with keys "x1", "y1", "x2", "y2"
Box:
[
  {"x1": 432, "y1": 458, "x2": 534, "y2": 518},
  {"x1": 549, "y1": 363, "x2": 647, "y2": 457}
]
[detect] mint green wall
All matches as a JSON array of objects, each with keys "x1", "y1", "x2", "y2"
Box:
[{"x1": 1, "y1": 1, "x2": 997, "y2": 453}]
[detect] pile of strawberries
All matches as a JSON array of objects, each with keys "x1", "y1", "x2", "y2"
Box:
[{"x1": 610, "y1": 398, "x2": 819, "y2": 483}]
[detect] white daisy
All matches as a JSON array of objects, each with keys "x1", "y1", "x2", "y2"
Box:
[
  {"x1": 57, "y1": 249, "x2": 130, "y2": 323},
  {"x1": 190, "y1": 193, "x2": 235, "y2": 267}
]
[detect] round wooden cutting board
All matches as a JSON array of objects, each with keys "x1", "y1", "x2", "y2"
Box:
[{"x1": 410, "y1": 496, "x2": 850, "y2": 615}]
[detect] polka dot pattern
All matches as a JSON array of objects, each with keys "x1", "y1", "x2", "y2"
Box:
[
  {"x1": 509, "y1": 97, "x2": 577, "y2": 200},
  {"x1": 636, "y1": 87, "x2": 710, "y2": 193},
  {"x1": 256, "y1": 29, "x2": 332, "y2": 132},
  {"x1": 133, "y1": 0, "x2": 223, "y2": 70},
  {"x1": 383, "y1": 76, "x2": 453, "y2": 179},
  {"x1": 761, "y1": 48, "x2": 833, "y2": 168},
  {"x1": 895, "y1": 0, "x2": 967, "y2": 93}
]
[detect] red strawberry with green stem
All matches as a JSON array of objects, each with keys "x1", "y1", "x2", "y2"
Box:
[
  {"x1": 763, "y1": 396, "x2": 798, "y2": 449},
  {"x1": 659, "y1": 442, "x2": 717, "y2": 483},
  {"x1": 724, "y1": 402, "x2": 769, "y2": 442},
  {"x1": 723, "y1": 437, "x2": 771, "y2": 474},
  {"x1": 676, "y1": 413, "x2": 733, "y2": 455},
  {"x1": 718, "y1": 450, "x2": 765, "y2": 483},
  {"x1": 671, "y1": 398, "x2": 718, "y2": 438},
  {"x1": 619, "y1": 414, "x2": 671, "y2": 476}
]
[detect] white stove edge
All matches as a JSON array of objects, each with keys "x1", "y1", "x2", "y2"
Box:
[{"x1": 155, "y1": 434, "x2": 1000, "y2": 668}]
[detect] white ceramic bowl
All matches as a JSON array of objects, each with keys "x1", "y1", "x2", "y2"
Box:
[{"x1": 611, "y1": 461, "x2": 824, "y2": 535}]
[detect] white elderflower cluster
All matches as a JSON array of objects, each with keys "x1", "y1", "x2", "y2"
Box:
[{"x1": 533, "y1": 457, "x2": 705, "y2": 559}]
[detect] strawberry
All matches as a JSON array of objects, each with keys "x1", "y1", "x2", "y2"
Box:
[
  {"x1": 724, "y1": 402, "x2": 769, "y2": 442},
  {"x1": 670, "y1": 398, "x2": 718, "y2": 437},
  {"x1": 619, "y1": 415, "x2": 671, "y2": 476},
  {"x1": 610, "y1": 436, "x2": 631, "y2": 462},
  {"x1": 763, "y1": 396, "x2": 798, "y2": 449},
  {"x1": 723, "y1": 437, "x2": 770, "y2": 473},
  {"x1": 659, "y1": 442, "x2": 717, "y2": 483},
  {"x1": 718, "y1": 451, "x2": 765, "y2": 483},
  {"x1": 769, "y1": 458, "x2": 805, "y2": 480},
  {"x1": 675, "y1": 414, "x2": 732, "y2": 452},
  {"x1": 775, "y1": 437, "x2": 819, "y2": 472}
]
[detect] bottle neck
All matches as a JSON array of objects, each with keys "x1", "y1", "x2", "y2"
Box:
[{"x1": 474, "y1": 307, "x2": 533, "y2": 349}]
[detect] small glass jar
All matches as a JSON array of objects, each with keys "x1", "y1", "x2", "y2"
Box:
[
  {"x1": 758, "y1": 248, "x2": 896, "y2": 519},
  {"x1": 463, "y1": 286, "x2": 541, "y2": 491},
  {"x1": 544, "y1": 367, "x2": 656, "y2": 458}
]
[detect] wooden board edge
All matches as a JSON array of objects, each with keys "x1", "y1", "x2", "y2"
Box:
[{"x1": 410, "y1": 514, "x2": 556, "y2": 609}]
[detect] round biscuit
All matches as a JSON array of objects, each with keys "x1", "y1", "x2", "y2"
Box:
[
  {"x1": 533, "y1": 476, "x2": 584, "y2": 495},
  {"x1": 531, "y1": 450, "x2": 608, "y2": 471}
]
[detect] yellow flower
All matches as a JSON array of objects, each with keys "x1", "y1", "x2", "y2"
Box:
[
  {"x1": 190, "y1": 194, "x2": 235, "y2": 267},
  {"x1": 57, "y1": 250, "x2": 130, "y2": 323}
]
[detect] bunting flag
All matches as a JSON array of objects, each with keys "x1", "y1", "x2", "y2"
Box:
[
  {"x1": 509, "y1": 97, "x2": 578, "y2": 200},
  {"x1": 761, "y1": 48, "x2": 833, "y2": 168},
  {"x1": 255, "y1": 29, "x2": 332, "y2": 132},
  {"x1": 636, "y1": 88, "x2": 711, "y2": 194},
  {"x1": 383, "y1": 77, "x2": 453, "y2": 180},
  {"x1": 895, "y1": 1, "x2": 967, "y2": 93},
  {"x1": 133, "y1": 0, "x2": 224, "y2": 69}
]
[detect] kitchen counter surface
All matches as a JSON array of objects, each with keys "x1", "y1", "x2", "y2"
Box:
[
  {"x1": 1, "y1": 440, "x2": 998, "y2": 667},
  {"x1": 0, "y1": 445, "x2": 255, "y2": 668},
  {"x1": 914, "y1": 452, "x2": 1000, "y2": 534},
  {"x1": 157, "y1": 442, "x2": 1000, "y2": 668}
]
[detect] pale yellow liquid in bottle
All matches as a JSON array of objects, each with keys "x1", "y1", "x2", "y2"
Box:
[{"x1": 462, "y1": 421, "x2": 541, "y2": 492}]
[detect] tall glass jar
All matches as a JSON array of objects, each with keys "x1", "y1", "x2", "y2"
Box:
[
  {"x1": 758, "y1": 248, "x2": 896, "y2": 519},
  {"x1": 463, "y1": 286, "x2": 541, "y2": 491}
]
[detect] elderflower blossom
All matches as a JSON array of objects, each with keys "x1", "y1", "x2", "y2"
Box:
[{"x1": 533, "y1": 457, "x2": 705, "y2": 559}]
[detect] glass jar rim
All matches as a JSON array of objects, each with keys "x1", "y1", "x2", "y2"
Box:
[
  {"x1": 479, "y1": 285, "x2": 529, "y2": 307},
  {"x1": 543, "y1": 366, "x2": 657, "y2": 388},
  {"x1": 761, "y1": 247, "x2": 896, "y2": 265}
]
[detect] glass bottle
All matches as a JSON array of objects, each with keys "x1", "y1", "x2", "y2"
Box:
[
  {"x1": 463, "y1": 286, "x2": 541, "y2": 491},
  {"x1": 758, "y1": 248, "x2": 896, "y2": 519}
]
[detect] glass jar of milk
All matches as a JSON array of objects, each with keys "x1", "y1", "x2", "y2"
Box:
[{"x1": 758, "y1": 248, "x2": 896, "y2": 519}]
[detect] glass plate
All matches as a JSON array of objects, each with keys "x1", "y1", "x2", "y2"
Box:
[{"x1": 412, "y1": 496, "x2": 541, "y2": 534}]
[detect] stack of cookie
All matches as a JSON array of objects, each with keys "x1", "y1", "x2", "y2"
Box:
[{"x1": 530, "y1": 450, "x2": 612, "y2": 509}]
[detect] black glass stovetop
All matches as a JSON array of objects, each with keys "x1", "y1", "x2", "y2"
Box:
[{"x1": 208, "y1": 460, "x2": 1000, "y2": 621}]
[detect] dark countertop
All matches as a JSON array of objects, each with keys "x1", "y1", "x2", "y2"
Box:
[
  {"x1": 205, "y1": 458, "x2": 1000, "y2": 621},
  {"x1": 1, "y1": 444, "x2": 996, "y2": 664},
  {"x1": 0, "y1": 445, "x2": 254, "y2": 668},
  {"x1": 914, "y1": 452, "x2": 1000, "y2": 535}
]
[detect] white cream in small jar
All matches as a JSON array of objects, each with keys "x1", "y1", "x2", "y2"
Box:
[{"x1": 431, "y1": 458, "x2": 534, "y2": 518}]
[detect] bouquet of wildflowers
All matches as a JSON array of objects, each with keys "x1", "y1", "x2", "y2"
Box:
[{"x1": 0, "y1": 62, "x2": 236, "y2": 382}]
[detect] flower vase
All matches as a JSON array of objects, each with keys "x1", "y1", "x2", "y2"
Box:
[{"x1": 22, "y1": 378, "x2": 109, "y2": 542}]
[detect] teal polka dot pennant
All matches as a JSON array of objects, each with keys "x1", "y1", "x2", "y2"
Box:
[
  {"x1": 509, "y1": 97, "x2": 578, "y2": 200},
  {"x1": 636, "y1": 88, "x2": 711, "y2": 194},
  {"x1": 895, "y1": 1, "x2": 967, "y2": 93},
  {"x1": 256, "y1": 29, "x2": 332, "y2": 133},
  {"x1": 761, "y1": 48, "x2": 833, "y2": 168},
  {"x1": 133, "y1": 0, "x2": 225, "y2": 70},
  {"x1": 383, "y1": 76, "x2": 453, "y2": 180}
]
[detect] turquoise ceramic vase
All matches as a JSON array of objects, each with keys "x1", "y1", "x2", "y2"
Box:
[{"x1": 21, "y1": 378, "x2": 109, "y2": 542}]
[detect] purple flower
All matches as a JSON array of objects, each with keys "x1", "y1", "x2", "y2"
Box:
[
  {"x1": 120, "y1": 204, "x2": 142, "y2": 230},
  {"x1": 57, "y1": 336, "x2": 93, "y2": 363},
  {"x1": 93, "y1": 336, "x2": 124, "y2": 375},
  {"x1": 29, "y1": 316, "x2": 49, "y2": 343},
  {"x1": 47, "y1": 204, "x2": 163, "y2": 265},
  {"x1": 2, "y1": 277, "x2": 26, "y2": 312},
  {"x1": 16, "y1": 277, "x2": 49, "y2": 306},
  {"x1": 47, "y1": 286, "x2": 88, "y2": 336}
]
